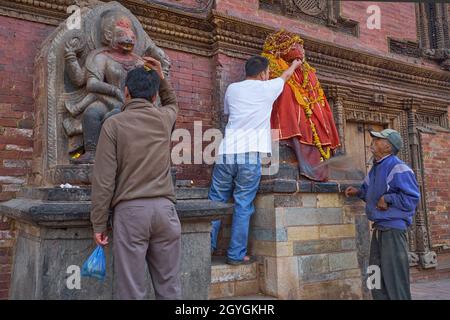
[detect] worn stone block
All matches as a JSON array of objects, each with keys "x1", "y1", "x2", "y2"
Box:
[
  {"x1": 285, "y1": 208, "x2": 317, "y2": 226},
  {"x1": 211, "y1": 260, "x2": 257, "y2": 284},
  {"x1": 274, "y1": 194, "x2": 302, "y2": 208},
  {"x1": 250, "y1": 240, "x2": 273, "y2": 256},
  {"x1": 293, "y1": 239, "x2": 341, "y2": 255},
  {"x1": 234, "y1": 279, "x2": 260, "y2": 297},
  {"x1": 300, "y1": 277, "x2": 362, "y2": 300},
  {"x1": 258, "y1": 181, "x2": 274, "y2": 194},
  {"x1": 300, "y1": 194, "x2": 317, "y2": 207},
  {"x1": 209, "y1": 282, "x2": 235, "y2": 299},
  {"x1": 251, "y1": 208, "x2": 274, "y2": 228},
  {"x1": 261, "y1": 256, "x2": 300, "y2": 299},
  {"x1": 251, "y1": 208, "x2": 285, "y2": 229},
  {"x1": 287, "y1": 226, "x2": 319, "y2": 241},
  {"x1": 328, "y1": 251, "x2": 359, "y2": 271},
  {"x1": 319, "y1": 224, "x2": 356, "y2": 239},
  {"x1": 275, "y1": 208, "x2": 286, "y2": 228},
  {"x1": 354, "y1": 214, "x2": 371, "y2": 293},
  {"x1": 343, "y1": 206, "x2": 356, "y2": 224},
  {"x1": 275, "y1": 163, "x2": 299, "y2": 180},
  {"x1": 312, "y1": 182, "x2": 339, "y2": 193},
  {"x1": 297, "y1": 180, "x2": 313, "y2": 192},
  {"x1": 344, "y1": 269, "x2": 362, "y2": 279},
  {"x1": 341, "y1": 238, "x2": 357, "y2": 250},
  {"x1": 261, "y1": 257, "x2": 277, "y2": 297},
  {"x1": 301, "y1": 271, "x2": 339, "y2": 283},
  {"x1": 273, "y1": 179, "x2": 297, "y2": 193},
  {"x1": 181, "y1": 221, "x2": 211, "y2": 233},
  {"x1": 297, "y1": 254, "x2": 330, "y2": 275},
  {"x1": 250, "y1": 228, "x2": 267, "y2": 242},
  {"x1": 250, "y1": 227, "x2": 287, "y2": 242},
  {"x1": 285, "y1": 208, "x2": 342, "y2": 226},
  {"x1": 337, "y1": 278, "x2": 363, "y2": 300},
  {"x1": 317, "y1": 193, "x2": 342, "y2": 208},
  {"x1": 250, "y1": 240, "x2": 293, "y2": 257},
  {"x1": 300, "y1": 268, "x2": 361, "y2": 284},
  {"x1": 254, "y1": 195, "x2": 274, "y2": 210},
  {"x1": 318, "y1": 208, "x2": 343, "y2": 225}
]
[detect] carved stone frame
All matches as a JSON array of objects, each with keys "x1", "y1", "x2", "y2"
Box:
[{"x1": 258, "y1": 0, "x2": 359, "y2": 36}]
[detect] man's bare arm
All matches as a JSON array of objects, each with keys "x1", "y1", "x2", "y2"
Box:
[{"x1": 280, "y1": 59, "x2": 302, "y2": 82}]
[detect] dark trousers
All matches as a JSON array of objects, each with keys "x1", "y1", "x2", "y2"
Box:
[{"x1": 369, "y1": 228, "x2": 412, "y2": 300}]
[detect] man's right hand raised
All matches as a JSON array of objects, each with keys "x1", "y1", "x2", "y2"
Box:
[
  {"x1": 280, "y1": 59, "x2": 302, "y2": 82},
  {"x1": 290, "y1": 59, "x2": 303, "y2": 70},
  {"x1": 142, "y1": 56, "x2": 165, "y2": 80}
]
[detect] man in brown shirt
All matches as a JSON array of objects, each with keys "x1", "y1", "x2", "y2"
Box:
[{"x1": 90, "y1": 57, "x2": 181, "y2": 300}]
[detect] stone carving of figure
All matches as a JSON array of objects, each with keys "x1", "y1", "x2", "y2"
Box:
[
  {"x1": 63, "y1": 7, "x2": 169, "y2": 163},
  {"x1": 262, "y1": 30, "x2": 340, "y2": 181}
]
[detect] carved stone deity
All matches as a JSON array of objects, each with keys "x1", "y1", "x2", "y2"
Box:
[
  {"x1": 62, "y1": 2, "x2": 170, "y2": 163},
  {"x1": 33, "y1": 1, "x2": 170, "y2": 185},
  {"x1": 262, "y1": 30, "x2": 340, "y2": 181}
]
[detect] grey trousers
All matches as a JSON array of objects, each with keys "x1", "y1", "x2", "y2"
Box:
[
  {"x1": 113, "y1": 197, "x2": 182, "y2": 300},
  {"x1": 369, "y1": 228, "x2": 412, "y2": 300}
]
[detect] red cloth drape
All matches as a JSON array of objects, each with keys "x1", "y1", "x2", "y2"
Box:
[
  {"x1": 270, "y1": 68, "x2": 340, "y2": 181},
  {"x1": 271, "y1": 69, "x2": 340, "y2": 148}
]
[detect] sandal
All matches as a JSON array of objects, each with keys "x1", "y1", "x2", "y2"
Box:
[{"x1": 226, "y1": 255, "x2": 254, "y2": 265}]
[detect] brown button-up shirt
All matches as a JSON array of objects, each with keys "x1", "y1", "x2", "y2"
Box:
[{"x1": 90, "y1": 78, "x2": 178, "y2": 233}]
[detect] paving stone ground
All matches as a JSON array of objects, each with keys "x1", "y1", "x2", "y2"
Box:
[
  {"x1": 411, "y1": 279, "x2": 450, "y2": 300},
  {"x1": 223, "y1": 278, "x2": 450, "y2": 300}
]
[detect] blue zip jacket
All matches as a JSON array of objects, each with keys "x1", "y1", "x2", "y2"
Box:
[{"x1": 358, "y1": 154, "x2": 420, "y2": 230}]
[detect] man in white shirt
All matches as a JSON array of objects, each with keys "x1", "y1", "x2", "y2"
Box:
[{"x1": 209, "y1": 56, "x2": 302, "y2": 264}]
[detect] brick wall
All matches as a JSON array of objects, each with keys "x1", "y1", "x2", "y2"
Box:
[
  {"x1": 165, "y1": 51, "x2": 248, "y2": 186},
  {"x1": 0, "y1": 16, "x2": 54, "y2": 299},
  {"x1": 421, "y1": 129, "x2": 450, "y2": 249},
  {"x1": 0, "y1": 16, "x2": 52, "y2": 196},
  {"x1": 341, "y1": 1, "x2": 417, "y2": 54},
  {"x1": 165, "y1": 49, "x2": 217, "y2": 186}
]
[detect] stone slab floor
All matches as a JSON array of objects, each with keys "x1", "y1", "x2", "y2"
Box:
[
  {"x1": 219, "y1": 278, "x2": 450, "y2": 300},
  {"x1": 411, "y1": 279, "x2": 450, "y2": 300}
]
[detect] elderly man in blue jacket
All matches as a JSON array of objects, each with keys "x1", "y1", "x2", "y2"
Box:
[{"x1": 345, "y1": 129, "x2": 420, "y2": 300}]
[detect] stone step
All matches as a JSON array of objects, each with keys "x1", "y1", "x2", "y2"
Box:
[{"x1": 209, "y1": 256, "x2": 260, "y2": 299}]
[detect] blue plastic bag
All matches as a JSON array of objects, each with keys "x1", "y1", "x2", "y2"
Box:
[{"x1": 81, "y1": 245, "x2": 106, "y2": 281}]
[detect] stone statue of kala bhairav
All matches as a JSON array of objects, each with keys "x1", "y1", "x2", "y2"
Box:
[
  {"x1": 62, "y1": 1, "x2": 170, "y2": 163},
  {"x1": 262, "y1": 30, "x2": 340, "y2": 181}
]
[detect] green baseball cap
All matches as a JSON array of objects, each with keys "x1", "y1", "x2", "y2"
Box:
[{"x1": 370, "y1": 129, "x2": 403, "y2": 153}]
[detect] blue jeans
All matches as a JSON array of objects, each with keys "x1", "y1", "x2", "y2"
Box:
[{"x1": 209, "y1": 152, "x2": 262, "y2": 261}]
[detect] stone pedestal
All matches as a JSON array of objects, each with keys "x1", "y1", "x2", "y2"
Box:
[
  {"x1": 0, "y1": 188, "x2": 232, "y2": 300},
  {"x1": 249, "y1": 190, "x2": 365, "y2": 300},
  {"x1": 253, "y1": 145, "x2": 368, "y2": 299},
  {"x1": 214, "y1": 145, "x2": 370, "y2": 299}
]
